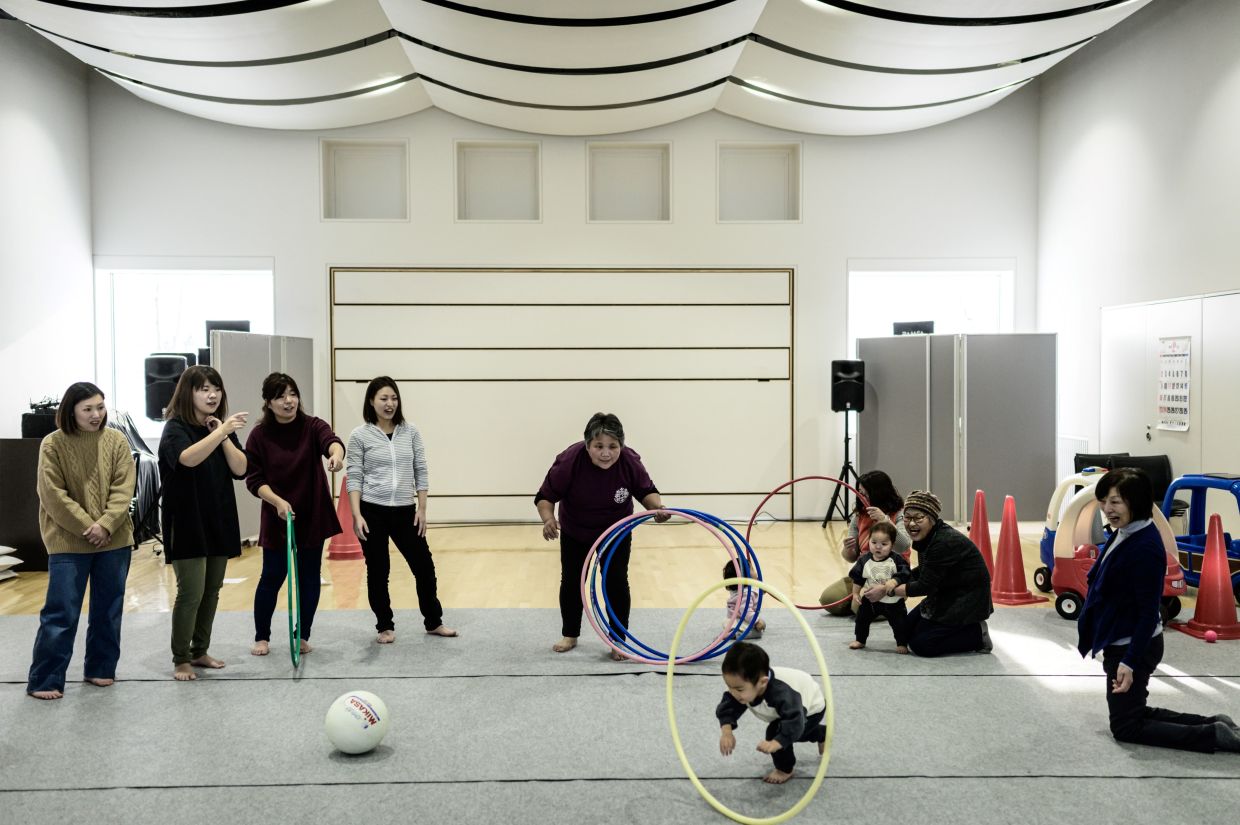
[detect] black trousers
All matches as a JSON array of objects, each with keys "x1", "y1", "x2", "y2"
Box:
[
  {"x1": 905, "y1": 609, "x2": 984, "y2": 657},
  {"x1": 766, "y1": 709, "x2": 827, "y2": 773},
  {"x1": 560, "y1": 532, "x2": 630, "y2": 640},
  {"x1": 358, "y1": 501, "x2": 444, "y2": 633},
  {"x1": 855, "y1": 599, "x2": 909, "y2": 646},
  {"x1": 254, "y1": 520, "x2": 322, "y2": 643},
  {"x1": 1102, "y1": 634, "x2": 1218, "y2": 752}
]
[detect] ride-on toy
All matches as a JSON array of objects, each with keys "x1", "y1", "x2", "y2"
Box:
[
  {"x1": 1162, "y1": 474, "x2": 1240, "y2": 605},
  {"x1": 1035, "y1": 467, "x2": 1107, "y2": 593},
  {"x1": 1049, "y1": 483, "x2": 1185, "y2": 621}
]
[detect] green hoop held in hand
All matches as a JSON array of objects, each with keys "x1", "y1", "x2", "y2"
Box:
[
  {"x1": 666, "y1": 577, "x2": 834, "y2": 825},
  {"x1": 286, "y1": 511, "x2": 301, "y2": 668}
]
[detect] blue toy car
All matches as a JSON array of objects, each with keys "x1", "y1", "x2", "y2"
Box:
[{"x1": 1162, "y1": 474, "x2": 1240, "y2": 605}]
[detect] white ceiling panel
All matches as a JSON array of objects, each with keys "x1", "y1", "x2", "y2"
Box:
[
  {"x1": 102, "y1": 72, "x2": 433, "y2": 130},
  {"x1": 841, "y1": 0, "x2": 1135, "y2": 17},
  {"x1": 3, "y1": 0, "x2": 391, "y2": 61},
  {"x1": 380, "y1": 0, "x2": 766, "y2": 69},
  {"x1": 730, "y1": 37, "x2": 1085, "y2": 107},
  {"x1": 715, "y1": 77, "x2": 1029, "y2": 136},
  {"x1": 423, "y1": 82, "x2": 725, "y2": 136},
  {"x1": 399, "y1": 39, "x2": 743, "y2": 107},
  {"x1": 421, "y1": 0, "x2": 717, "y2": 17},
  {"x1": 754, "y1": 0, "x2": 1155, "y2": 70},
  {"x1": 41, "y1": 31, "x2": 415, "y2": 101}
]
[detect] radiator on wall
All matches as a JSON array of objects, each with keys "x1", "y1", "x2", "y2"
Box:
[{"x1": 1058, "y1": 435, "x2": 1090, "y2": 482}]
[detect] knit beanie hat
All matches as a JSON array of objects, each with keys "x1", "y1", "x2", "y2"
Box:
[{"x1": 903, "y1": 490, "x2": 942, "y2": 520}]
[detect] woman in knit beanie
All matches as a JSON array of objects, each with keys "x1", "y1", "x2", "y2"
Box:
[{"x1": 27, "y1": 382, "x2": 136, "y2": 699}]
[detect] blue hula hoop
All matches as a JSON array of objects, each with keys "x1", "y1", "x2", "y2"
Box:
[{"x1": 585, "y1": 507, "x2": 763, "y2": 663}]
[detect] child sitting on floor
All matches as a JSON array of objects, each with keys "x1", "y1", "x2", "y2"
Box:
[
  {"x1": 716, "y1": 641, "x2": 827, "y2": 784},
  {"x1": 848, "y1": 521, "x2": 911, "y2": 653},
  {"x1": 723, "y1": 559, "x2": 766, "y2": 639}
]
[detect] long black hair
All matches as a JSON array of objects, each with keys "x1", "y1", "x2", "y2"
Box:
[
  {"x1": 362, "y1": 376, "x2": 405, "y2": 427},
  {"x1": 855, "y1": 469, "x2": 903, "y2": 515}
]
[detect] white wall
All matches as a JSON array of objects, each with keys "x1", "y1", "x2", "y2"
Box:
[
  {"x1": 84, "y1": 68, "x2": 1039, "y2": 517},
  {"x1": 0, "y1": 22, "x2": 93, "y2": 434},
  {"x1": 1038, "y1": 0, "x2": 1240, "y2": 454}
]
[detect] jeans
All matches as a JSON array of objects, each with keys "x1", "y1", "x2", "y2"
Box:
[
  {"x1": 28, "y1": 547, "x2": 131, "y2": 693},
  {"x1": 254, "y1": 541, "x2": 323, "y2": 643}
]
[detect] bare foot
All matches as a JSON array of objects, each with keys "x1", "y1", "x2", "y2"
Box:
[
  {"x1": 819, "y1": 740, "x2": 826, "y2": 756},
  {"x1": 763, "y1": 769, "x2": 794, "y2": 785},
  {"x1": 609, "y1": 649, "x2": 628, "y2": 662},
  {"x1": 173, "y1": 663, "x2": 197, "y2": 681},
  {"x1": 848, "y1": 641, "x2": 865, "y2": 650},
  {"x1": 377, "y1": 630, "x2": 396, "y2": 644},
  {"x1": 29, "y1": 689, "x2": 63, "y2": 700},
  {"x1": 85, "y1": 677, "x2": 114, "y2": 687},
  {"x1": 552, "y1": 636, "x2": 578, "y2": 653},
  {"x1": 426, "y1": 625, "x2": 459, "y2": 637},
  {"x1": 191, "y1": 655, "x2": 225, "y2": 669},
  {"x1": 251, "y1": 640, "x2": 270, "y2": 656},
  {"x1": 299, "y1": 640, "x2": 313, "y2": 654},
  {"x1": 896, "y1": 645, "x2": 909, "y2": 654}
]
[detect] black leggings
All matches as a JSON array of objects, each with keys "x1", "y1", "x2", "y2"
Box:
[
  {"x1": 560, "y1": 532, "x2": 630, "y2": 640},
  {"x1": 855, "y1": 599, "x2": 909, "y2": 646},
  {"x1": 358, "y1": 501, "x2": 444, "y2": 633},
  {"x1": 1102, "y1": 634, "x2": 1219, "y2": 752},
  {"x1": 766, "y1": 709, "x2": 827, "y2": 773}
]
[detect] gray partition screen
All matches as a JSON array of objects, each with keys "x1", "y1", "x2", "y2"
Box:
[{"x1": 858, "y1": 336, "x2": 929, "y2": 497}]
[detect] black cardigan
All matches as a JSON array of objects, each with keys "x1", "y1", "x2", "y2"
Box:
[{"x1": 899, "y1": 520, "x2": 993, "y2": 625}]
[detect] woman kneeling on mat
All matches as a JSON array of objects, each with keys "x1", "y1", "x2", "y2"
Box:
[
  {"x1": 1077, "y1": 468, "x2": 1240, "y2": 753},
  {"x1": 245, "y1": 372, "x2": 344, "y2": 656},
  {"x1": 536, "y1": 412, "x2": 669, "y2": 659},
  {"x1": 346, "y1": 376, "x2": 456, "y2": 643},
  {"x1": 867, "y1": 490, "x2": 993, "y2": 657},
  {"x1": 28, "y1": 383, "x2": 136, "y2": 699},
  {"x1": 159, "y1": 366, "x2": 249, "y2": 681},
  {"x1": 819, "y1": 469, "x2": 910, "y2": 615}
]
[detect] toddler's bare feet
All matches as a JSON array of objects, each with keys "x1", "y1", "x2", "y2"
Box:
[
  {"x1": 426, "y1": 625, "x2": 459, "y2": 637},
  {"x1": 609, "y1": 649, "x2": 628, "y2": 662},
  {"x1": 85, "y1": 677, "x2": 114, "y2": 687},
  {"x1": 191, "y1": 655, "x2": 225, "y2": 669},
  {"x1": 896, "y1": 645, "x2": 909, "y2": 654},
  {"x1": 29, "y1": 689, "x2": 63, "y2": 700},
  {"x1": 552, "y1": 636, "x2": 577, "y2": 653},
  {"x1": 848, "y1": 641, "x2": 864, "y2": 650},
  {"x1": 299, "y1": 640, "x2": 313, "y2": 654},
  {"x1": 251, "y1": 640, "x2": 270, "y2": 656},
  {"x1": 377, "y1": 630, "x2": 396, "y2": 644},
  {"x1": 173, "y1": 663, "x2": 196, "y2": 681},
  {"x1": 763, "y1": 769, "x2": 794, "y2": 784}
]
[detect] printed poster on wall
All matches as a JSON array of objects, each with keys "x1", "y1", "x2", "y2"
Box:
[{"x1": 1157, "y1": 336, "x2": 1190, "y2": 431}]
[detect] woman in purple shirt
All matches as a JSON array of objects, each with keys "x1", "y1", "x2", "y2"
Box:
[
  {"x1": 536, "y1": 412, "x2": 668, "y2": 659},
  {"x1": 245, "y1": 373, "x2": 344, "y2": 656}
]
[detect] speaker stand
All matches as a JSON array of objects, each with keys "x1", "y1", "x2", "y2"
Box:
[{"x1": 822, "y1": 411, "x2": 860, "y2": 526}]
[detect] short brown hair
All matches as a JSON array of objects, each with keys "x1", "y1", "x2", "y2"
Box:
[
  {"x1": 870, "y1": 521, "x2": 898, "y2": 544},
  {"x1": 56, "y1": 382, "x2": 107, "y2": 435},
  {"x1": 164, "y1": 366, "x2": 229, "y2": 424}
]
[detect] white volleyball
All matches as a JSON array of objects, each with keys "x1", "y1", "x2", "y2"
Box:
[{"x1": 324, "y1": 690, "x2": 390, "y2": 754}]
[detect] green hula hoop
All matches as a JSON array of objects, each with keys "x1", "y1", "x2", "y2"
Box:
[
  {"x1": 286, "y1": 511, "x2": 301, "y2": 668},
  {"x1": 666, "y1": 577, "x2": 834, "y2": 825}
]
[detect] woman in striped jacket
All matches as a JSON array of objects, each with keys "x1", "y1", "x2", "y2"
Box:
[{"x1": 346, "y1": 376, "x2": 457, "y2": 643}]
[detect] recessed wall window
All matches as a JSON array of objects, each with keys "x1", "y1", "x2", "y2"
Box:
[
  {"x1": 321, "y1": 139, "x2": 409, "y2": 221},
  {"x1": 717, "y1": 142, "x2": 801, "y2": 222},
  {"x1": 587, "y1": 142, "x2": 671, "y2": 222},
  {"x1": 456, "y1": 141, "x2": 541, "y2": 222}
]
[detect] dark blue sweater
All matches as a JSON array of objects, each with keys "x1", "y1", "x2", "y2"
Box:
[{"x1": 1076, "y1": 520, "x2": 1165, "y2": 669}]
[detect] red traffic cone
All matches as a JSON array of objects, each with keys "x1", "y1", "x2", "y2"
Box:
[
  {"x1": 327, "y1": 474, "x2": 364, "y2": 561},
  {"x1": 991, "y1": 495, "x2": 1047, "y2": 606},
  {"x1": 1173, "y1": 514, "x2": 1240, "y2": 640},
  {"x1": 968, "y1": 490, "x2": 995, "y2": 578}
]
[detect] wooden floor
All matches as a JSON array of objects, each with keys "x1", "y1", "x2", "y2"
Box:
[{"x1": 0, "y1": 519, "x2": 1119, "y2": 617}]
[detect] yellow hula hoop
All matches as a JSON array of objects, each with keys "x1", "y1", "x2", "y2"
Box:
[{"x1": 666, "y1": 577, "x2": 834, "y2": 825}]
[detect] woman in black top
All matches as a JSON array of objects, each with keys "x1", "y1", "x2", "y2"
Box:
[{"x1": 158, "y1": 366, "x2": 248, "y2": 682}]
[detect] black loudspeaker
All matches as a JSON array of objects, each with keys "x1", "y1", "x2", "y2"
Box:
[
  {"x1": 21, "y1": 412, "x2": 57, "y2": 439},
  {"x1": 197, "y1": 347, "x2": 212, "y2": 367},
  {"x1": 144, "y1": 355, "x2": 188, "y2": 421},
  {"x1": 830, "y1": 360, "x2": 865, "y2": 412}
]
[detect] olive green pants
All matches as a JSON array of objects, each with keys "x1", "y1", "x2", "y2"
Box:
[
  {"x1": 170, "y1": 555, "x2": 229, "y2": 664},
  {"x1": 819, "y1": 576, "x2": 855, "y2": 616}
]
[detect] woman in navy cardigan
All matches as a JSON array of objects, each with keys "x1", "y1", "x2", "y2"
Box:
[{"x1": 1076, "y1": 468, "x2": 1239, "y2": 753}]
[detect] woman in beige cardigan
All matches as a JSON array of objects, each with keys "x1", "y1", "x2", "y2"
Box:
[{"x1": 27, "y1": 382, "x2": 135, "y2": 700}]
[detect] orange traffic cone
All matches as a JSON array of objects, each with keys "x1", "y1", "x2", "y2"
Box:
[
  {"x1": 327, "y1": 474, "x2": 364, "y2": 561},
  {"x1": 991, "y1": 495, "x2": 1047, "y2": 606},
  {"x1": 1173, "y1": 514, "x2": 1240, "y2": 640},
  {"x1": 968, "y1": 490, "x2": 995, "y2": 578}
]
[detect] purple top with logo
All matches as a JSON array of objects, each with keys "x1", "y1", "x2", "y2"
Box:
[{"x1": 535, "y1": 441, "x2": 659, "y2": 543}]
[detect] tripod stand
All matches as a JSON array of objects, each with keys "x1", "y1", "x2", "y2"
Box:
[{"x1": 822, "y1": 410, "x2": 860, "y2": 525}]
